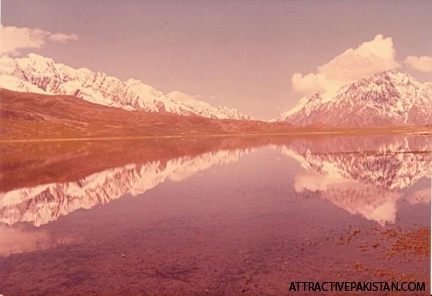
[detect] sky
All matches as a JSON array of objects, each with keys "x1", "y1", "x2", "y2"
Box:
[{"x1": 1, "y1": 0, "x2": 432, "y2": 120}]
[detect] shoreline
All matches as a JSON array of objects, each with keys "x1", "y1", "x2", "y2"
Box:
[{"x1": 1, "y1": 127, "x2": 431, "y2": 143}]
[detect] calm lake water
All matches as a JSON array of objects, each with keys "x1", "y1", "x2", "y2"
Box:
[{"x1": 0, "y1": 135, "x2": 431, "y2": 295}]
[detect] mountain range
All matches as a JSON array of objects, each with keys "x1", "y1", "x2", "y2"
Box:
[
  {"x1": 1, "y1": 53, "x2": 432, "y2": 127},
  {"x1": 0, "y1": 54, "x2": 249, "y2": 120}
]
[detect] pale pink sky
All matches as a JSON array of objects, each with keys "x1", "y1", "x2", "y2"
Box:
[{"x1": 2, "y1": 0, "x2": 432, "y2": 119}]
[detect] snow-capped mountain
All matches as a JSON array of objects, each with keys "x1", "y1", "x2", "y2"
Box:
[
  {"x1": 0, "y1": 148, "x2": 251, "y2": 226},
  {"x1": 0, "y1": 54, "x2": 250, "y2": 120},
  {"x1": 280, "y1": 70, "x2": 432, "y2": 126}
]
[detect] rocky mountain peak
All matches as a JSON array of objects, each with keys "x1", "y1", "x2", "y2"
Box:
[{"x1": 280, "y1": 70, "x2": 432, "y2": 126}]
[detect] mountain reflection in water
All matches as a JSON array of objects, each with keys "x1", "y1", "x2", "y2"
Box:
[
  {"x1": 1, "y1": 148, "x2": 250, "y2": 226},
  {"x1": 279, "y1": 136, "x2": 431, "y2": 225},
  {"x1": 1, "y1": 136, "x2": 430, "y2": 227}
]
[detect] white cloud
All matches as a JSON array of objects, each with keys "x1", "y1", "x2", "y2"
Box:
[
  {"x1": 48, "y1": 33, "x2": 78, "y2": 43},
  {"x1": 404, "y1": 55, "x2": 432, "y2": 72},
  {"x1": 292, "y1": 34, "x2": 400, "y2": 95},
  {"x1": 1, "y1": 26, "x2": 78, "y2": 56}
]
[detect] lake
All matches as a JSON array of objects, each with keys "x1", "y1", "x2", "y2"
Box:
[{"x1": 0, "y1": 135, "x2": 430, "y2": 295}]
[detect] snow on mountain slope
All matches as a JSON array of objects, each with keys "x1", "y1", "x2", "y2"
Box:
[
  {"x1": 0, "y1": 54, "x2": 250, "y2": 120},
  {"x1": 0, "y1": 148, "x2": 250, "y2": 226},
  {"x1": 0, "y1": 75, "x2": 47, "y2": 94},
  {"x1": 166, "y1": 90, "x2": 247, "y2": 120},
  {"x1": 280, "y1": 70, "x2": 432, "y2": 126}
]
